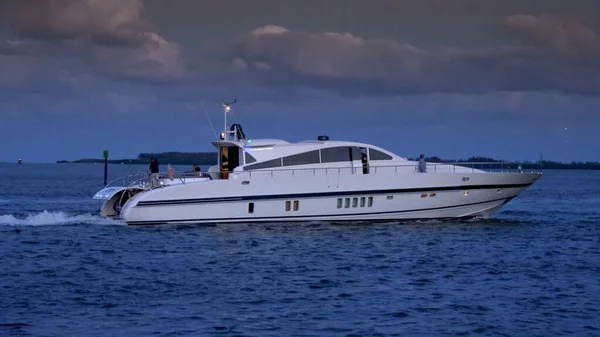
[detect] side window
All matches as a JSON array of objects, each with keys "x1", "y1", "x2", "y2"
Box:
[
  {"x1": 320, "y1": 147, "x2": 352, "y2": 163},
  {"x1": 337, "y1": 198, "x2": 343, "y2": 208},
  {"x1": 282, "y1": 150, "x2": 320, "y2": 167},
  {"x1": 369, "y1": 148, "x2": 393, "y2": 160},
  {"x1": 293, "y1": 200, "x2": 299, "y2": 211},
  {"x1": 244, "y1": 158, "x2": 282, "y2": 170},
  {"x1": 351, "y1": 147, "x2": 362, "y2": 161},
  {"x1": 368, "y1": 197, "x2": 373, "y2": 207},
  {"x1": 360, "y1": 197, "x2": 365, "y2": 207},
  {"x1": 344, "y1": 198, "x2": 350, "y2": 208},
  {"x1": 245, "y1": 152, "x2": 257, "y2": 164}
]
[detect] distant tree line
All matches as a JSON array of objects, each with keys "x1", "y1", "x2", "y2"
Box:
[
  {"x1": 58, "y1": 152, "x2": 218, "y2": 165},
  {"x1": 136, "y1": 152, "x2": 217, "y2": 165},
  {"x1": 406, "y1": 156, "x2": 600, "y2": 170},
  {"x1": 57, "y1": 153, "x2": 600, "y2": 169}
]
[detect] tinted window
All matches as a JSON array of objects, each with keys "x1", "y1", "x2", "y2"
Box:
[
  {"x1": 283, "y1": 150, "x2": 320, "y2": 166},
  {"x1": 245, "y1": 152, "x2": 257, "y2": 164},
  {"x1": 243, "y1": 158, "x2": 282, "y2": 170},
  {"x1": 369, "y1": 148, "x2": 393, "y2": 160},
  {"x1": 321, "y1": 146, "x2": 352, "y2": 163},
  {"x1": 350, "y1": 147, "x2": 362, "y2": 161}
]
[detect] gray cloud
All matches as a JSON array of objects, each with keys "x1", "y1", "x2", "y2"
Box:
[
  {"x1": 9, "y1": 0, "x2": 151, "y2": 45},
  {"x1": 225, "y1": 15, "x2": 600, "y2": 96},
  {"x1": 505, "y1": 14, "x2": 600, "y2": 57},
  {"x1": 0, "y1": 39, "x2": 29, "y2": 56},
  {"x1": 6, "y1": 0, "x2": 184, "y2": 82}
]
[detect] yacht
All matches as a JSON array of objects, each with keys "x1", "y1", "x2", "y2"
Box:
[{"x1": 93, "y1": 102, "x2": 542, "y2": 225}]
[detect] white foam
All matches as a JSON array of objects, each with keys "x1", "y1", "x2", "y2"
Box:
[{"x1": 0, "y1": 210, "x2": 122, "y2": 226}]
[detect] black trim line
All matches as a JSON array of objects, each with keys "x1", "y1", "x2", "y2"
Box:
[
  {"x1": 127, "y1": 196, "x2": 510, "y2": 225},
  {"x1": 136, "y1": 183, "x2": 532, "y2": 207}
]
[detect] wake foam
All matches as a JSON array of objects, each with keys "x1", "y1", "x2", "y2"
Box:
[{"x1": 0, "y1": 210, "x2": 121, "y2": 226}]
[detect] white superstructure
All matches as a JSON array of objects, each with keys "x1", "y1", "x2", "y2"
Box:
[{"x1": 93, "y1": 102, "x2": 542, "y2": 225}]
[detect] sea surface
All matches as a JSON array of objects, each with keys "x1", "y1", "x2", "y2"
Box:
[{"x1": 0, "y1": 163, "x2": 599, "y2": 336}]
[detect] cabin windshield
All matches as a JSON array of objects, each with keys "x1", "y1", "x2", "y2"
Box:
[{"x1": 243, "y1": 145, "x2": 376, "y2": 171}]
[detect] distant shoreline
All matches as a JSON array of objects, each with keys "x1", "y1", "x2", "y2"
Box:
[
  {"x1": 47, "y1": 152, "x2": 600, "y2": 170},
  {"x1": 55, "y1": 159, "x2": 218, "y2": 165},
  {"x1": 57, "y1": 152, "x2": 218, "y2": 166}
]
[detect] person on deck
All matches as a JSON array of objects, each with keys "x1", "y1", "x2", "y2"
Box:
[
  {"x1": 149, "y1": 157, "x2": 160, "y2": 188},
  {"x1": 418, "y1": 154, "x2": 427, "y2": 173}
]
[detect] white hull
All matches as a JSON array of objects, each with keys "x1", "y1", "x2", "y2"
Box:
[
  {"x1": 114, "y1": 169, "x2": 541, "y2": 225},
  {"x1": 94, "y1": 103, "x2": 542, "y2": 226}
]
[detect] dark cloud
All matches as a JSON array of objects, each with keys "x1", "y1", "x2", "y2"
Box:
[
  {"x1": 6, "y1": 0, "x2": 184, "y2": 82},
  {"x1": 505, "y1": 14, "x2": 600, "y2": 57},
  {"x1": 8, "y1": 0, "x2": 152, "y2": 45},
  {"x1": 224, "y1": 16, "x2": 600, "y2": 96}
]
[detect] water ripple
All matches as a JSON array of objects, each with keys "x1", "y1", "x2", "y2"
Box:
[{"x1": 1, "y1": 166, "x2": 600, "y2": 336}]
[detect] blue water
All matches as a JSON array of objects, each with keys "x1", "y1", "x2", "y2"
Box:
[{"x1": 1, "y1": 164, "x2": 599, "y2": 336}]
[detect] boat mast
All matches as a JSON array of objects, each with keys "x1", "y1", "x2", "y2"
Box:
[{"x1": 222, "y1": 99, "x2": 236, "y2": 140}]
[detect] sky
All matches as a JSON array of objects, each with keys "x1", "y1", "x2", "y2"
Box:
[{"x1": 1, "y1": 0, "x2": 599, "y2": 163}]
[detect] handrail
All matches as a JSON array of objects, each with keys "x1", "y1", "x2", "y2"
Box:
[
  {"x1": 106, "y1": 161, "x2": 542, "y2": 188},
  {"x1": 233, "y1": 161, "x2": 540, "y2": 174},
  {"x1": 105, "y1": 170, "x2": 209, "y2": 189},
  {"x1": 104, "y1": 170, "x2": 148, "y2": 189},
  {"x1": 107, "y1": 161, "x2": 541, "y2": 212},
  {"x1": 209, "y1": 161, "x2": 542, "y2": 180}
]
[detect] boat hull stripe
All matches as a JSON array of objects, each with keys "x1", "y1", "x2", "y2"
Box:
[
  {"x1": 136, "y1": 183, "x2": 532, "y2": 207},
  {"x1": 127, "y1": 196, "x2": 512, "y2": 225}
]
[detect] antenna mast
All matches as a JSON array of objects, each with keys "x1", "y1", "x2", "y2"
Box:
[
  {"x1": 222, "y1": 99, "x2": 236, "y2": 140},
  {"x1": 200, "y1": 101, "x2": 217, "y2": 139}
]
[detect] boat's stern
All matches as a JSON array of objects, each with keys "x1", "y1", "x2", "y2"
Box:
[
  {"x1": 93, "y1": 186, "x2": 146, "y2": 217},
  {"x1": 93, "y1": 171, "x2": 212, "y2": 221}
]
